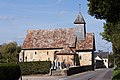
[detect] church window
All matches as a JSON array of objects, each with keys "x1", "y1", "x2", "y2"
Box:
[
  {"x1": 79, "y1": 55, "x2": 82, "y2": 60},
  {"x1": 47, "y1": 52, "x2": 49, "y2": 55},
  {"x1": 35, "y1": 52, "x2": 37, "y2": 55},
  {"x1": 48, "y1": 58, "x2": 50, "y2": 61}
]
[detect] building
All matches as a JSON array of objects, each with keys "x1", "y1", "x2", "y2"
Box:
[
  {"x1": 94, "y1": 52, "x2": 109, "y2": 68},
  {"x1": 19, "y1": 12, "x2": 95, "y2": 69}
]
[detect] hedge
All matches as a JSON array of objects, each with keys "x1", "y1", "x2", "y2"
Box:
[
  {"x1": 19, "y1": 61, "x2": 51, "y2": 75},
  {"x1": 112, "y1": 67, "x2": 120, "y2": 80},
  {"x1": 0, "y1": 63, "x2": 21, "y2": 80}
]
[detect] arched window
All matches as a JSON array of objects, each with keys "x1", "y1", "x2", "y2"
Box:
[
  {"x1": 35, "y1": 52, "x2": 37, "y2": 55},
  {"x1": 47, "y1": 52, "x2": 48, "y2": 55},
  {"x1": 25, "y1": 56, "x2": 27, "y2": 62},
  {"x1": 79, "y1": 55, "x2": 82, "y2": 60}
]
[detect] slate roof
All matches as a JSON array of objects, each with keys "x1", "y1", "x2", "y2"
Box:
[
  {"x1": 94, "y1": 52, "x2": 109, "y2": 58},
  {"x1": 22, "y1": 28, "x2": 95, "y2": 51},
  {"x1": 74, "y1": 12, "x2": 86, "y2": 24}
]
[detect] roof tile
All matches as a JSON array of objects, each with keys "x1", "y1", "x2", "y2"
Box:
[{"x1": 22, "y1": 28, "x2": 95, "y2": 51}]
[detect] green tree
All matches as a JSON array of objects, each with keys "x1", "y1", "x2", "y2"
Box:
[
  {"x1": 0, "y1": 42, "x2": 21, "y2": 63},
  {"x1": 87, "y1": 0, "x2": 120, "y2": 22},
  {"x1": 101, "y1": 22, "x2": 120, "y2": 67},
  {"x1": 109, "y1": 53, "x2": 114, "y2": 67},
  {"x1": 87, "y1": 0, "x2": 120, "y2": 66}
]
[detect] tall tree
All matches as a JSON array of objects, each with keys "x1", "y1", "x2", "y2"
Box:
[
  {"x1": 87, "y1": 0, "x2": 120, "y2": 23},
  {"x1": 87, "y1": 0, "x2": 120, "y2": 66},
  {"x1": 109, "y1": 53, "x2": 114, "y2": 67},
  {"x1": 0, "y1": 42, "x2": 21, "y2": 63}
]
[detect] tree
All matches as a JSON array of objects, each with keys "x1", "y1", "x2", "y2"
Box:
[
  {"x1": 87, "y1": 0, "x2": 120, "y2": 66},
  {"x1": 109, "y1": 53, "x2": 114, "y2": 67},
  {"x1": 87, "y1": 0, "x2": 120, "y2": 23},
  {"x1": 0, "y1": 42, "x2": 21, "y2": 63},
  {"x1": 101, "y1": 22, "x2": 120, "y2": 67}
]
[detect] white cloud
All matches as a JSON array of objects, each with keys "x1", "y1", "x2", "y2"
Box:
[
  {"x1": 17, "y1": 35, "x2": 25, "y2": 39},
  {"x1": 0, "y1": 16, "x2": 15, "y2": 20}
]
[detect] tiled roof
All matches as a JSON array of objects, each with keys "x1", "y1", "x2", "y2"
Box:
[
  {"x1": 22, "y1": 28, "x2": 76, "y2": 49},
  {"x1": 22, "y1": 28, "x2": 95, "y2": 51},
  {"x1": 76, "y1": 33, "x2": 95, "y2": 50}
]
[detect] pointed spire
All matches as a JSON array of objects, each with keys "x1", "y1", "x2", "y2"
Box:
[
  {"x1": 74, "y1": 12, "x2": 86, "y2": 24},
  {"x1": 79, "y1": 4, "x2": 81, "y2": 14},
  {"x1": 74, "y1": 4, "x2": 85, "y2": 24}
]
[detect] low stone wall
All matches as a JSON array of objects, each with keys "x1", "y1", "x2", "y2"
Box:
[
  {"x1": 51, "y1": 65, "x2": 94, "y2": 76},
  {"x1": 51, "y1": 69, "x2": 68, "y2": 76},
  {"x1": 67, "y1": 65, "x2": 93, "y2": 76}
]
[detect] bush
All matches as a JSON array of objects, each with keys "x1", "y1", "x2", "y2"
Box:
[
  {"x1": 112, "y1": 67, "x2": 120, "y2": 80},
  {"x1": 19, "y1": 61, "x2": 51, "y2": 75},
  {"x1": 0, "y1": 63, "x2": 21, "y2": 80}
]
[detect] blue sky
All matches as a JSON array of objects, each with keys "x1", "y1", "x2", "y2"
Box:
[{"x1": 0, "y1": 0, "x2": 112, "y2": 52}]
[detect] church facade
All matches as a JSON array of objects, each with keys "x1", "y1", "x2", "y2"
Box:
[{"x1": 19, "y1": 12, "x2": 95, "y2": 68}]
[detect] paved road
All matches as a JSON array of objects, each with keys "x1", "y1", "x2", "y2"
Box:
[
  {"x1": 21, "y1": 68, "x2": 112, "y2": 80},
  {"x1": 62, "y1": 68, "x2": 112, "y2": 80}
]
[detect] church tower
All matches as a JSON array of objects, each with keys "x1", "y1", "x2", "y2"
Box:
[{"x1": 74, "y1": 12, "x2": 86, "y2": 40}]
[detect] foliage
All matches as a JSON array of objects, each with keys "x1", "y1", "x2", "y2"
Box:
[
  {"x1": 87, "y1": 0, "x2": 120, "y2": 22},
  {"x1": 87, "y1": 0, "x2": 120, "y2": 67},
  {"x1": 0, "y1": 42, "x2": 21, "y2": 63},
  {"x1": 100, "y1": 22, "x2": 113, "y2": 42},
  {"x1": 0, "y1": 63, "x2": 21, "y2": 80},
  {"x1": 101, "y1": 22, "x2": 120, "y2": 67},
  {"x1": 19, "y1": 61, "x2": 51, "y2": 75},
  {"x1": 101, "y1": 22, "x2": 120, "y2": 43},
  {"x1": 112, "y1": 68, "x2": 120, "y2": 80},
  {"x1": 113, "y1": 48, "x2": 120, "y2": 67},
  {"x1": 108, "y1": 53, "x2": 114, "y2": 67}
]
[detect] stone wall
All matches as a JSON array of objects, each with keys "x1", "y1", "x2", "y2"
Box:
[
  {"x1": 77, "y1": 52, "x2": 92, "y2": 66},
  {"x1": 67, "y1": 66, "x2": 93, "y2": 76},
  {"x1": 19, "y1": 49, "x2": 61, "y2": 62},
  {"x1": 51, "y1": 66, "x2": 94, "y2": 76},
  {"x1": 56, "y1": 54, "x2": 75, "y2": 66},
  {"x1": 51, "y1": 69, "x2": 68, "y2": 76}
]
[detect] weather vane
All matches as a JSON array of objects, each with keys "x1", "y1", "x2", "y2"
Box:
[{"x1": 79, "y1": 3, "x2": 81, "y2": 13}]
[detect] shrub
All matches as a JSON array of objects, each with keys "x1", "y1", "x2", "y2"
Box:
[
  {"x1": 19, "y1": 61, "x2": 51, "y2": 75},
  {"x1": 0, "y1": 63, "x2": 21, "y2": 80},
  {"x1": 112, "y1": 67, "x2": 120, "y2": 80}
]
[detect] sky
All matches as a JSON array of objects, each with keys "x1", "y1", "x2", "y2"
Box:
[{"x1": 0, "y1": 0, "x2": 112, "y2": 52}]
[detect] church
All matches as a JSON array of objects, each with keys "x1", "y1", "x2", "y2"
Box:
[{"x1": 19, "y1": 12, "x2": 95, "y2": 69}]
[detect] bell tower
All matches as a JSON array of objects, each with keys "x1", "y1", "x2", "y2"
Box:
[{"x1": 74, "y1": 12, "x2": 86, "y2": 40}]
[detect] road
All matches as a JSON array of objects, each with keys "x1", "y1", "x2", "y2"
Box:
[
  {"x1": 21, "y1": 68, "x2": 112, "y2": 80},
  {"x1": 61, "y1": 68, "x2": 112, "y2": 80}
]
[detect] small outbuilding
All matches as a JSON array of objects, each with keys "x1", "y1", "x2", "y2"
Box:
[{"x1": 94, "y1": 52, "x2": 109, "y2": 68}]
